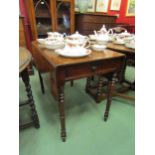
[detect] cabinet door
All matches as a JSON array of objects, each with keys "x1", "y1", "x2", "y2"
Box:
[
  {"x1": 33, "y1": 0, "x2": 53, "y2": 38},
  {"x1": 56, "y1": 0, "x2": 74, "y2": 34},
  {"x1": 26, "y1": 0, "x2": 74, "y2": 39},
  {"x1": 26, "y1": 0, "x2": 57, "y2": 40}
]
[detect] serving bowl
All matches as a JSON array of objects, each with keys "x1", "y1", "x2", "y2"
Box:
[{"x1": 91, "y1": 44, "x2": 107, "y2": 52}]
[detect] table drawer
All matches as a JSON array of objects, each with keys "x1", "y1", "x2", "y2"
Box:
[{"x1": 59, "y1": 58, "x2": 124, "y2": 81}]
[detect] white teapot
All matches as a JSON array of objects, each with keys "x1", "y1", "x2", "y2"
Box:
[
  {"x1": 94, "y1": 25, "x2": 113, "y2": 44},
  {"x1": 94, "y1": 31, "x2": 109, "y2": 45},
  {"x1": 99, "y1": 25, "x2": 108, "y2": 34}
]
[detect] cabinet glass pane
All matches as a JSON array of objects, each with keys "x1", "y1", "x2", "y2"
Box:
[
  {"x1": 33, "y1": 0, "x2": 52, "y2": 38},
  {"x1": 57, "y1": 1, "x2": 70, "y2": 34}
]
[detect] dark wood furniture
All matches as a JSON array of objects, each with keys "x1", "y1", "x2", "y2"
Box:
[
  {"x1": 116, "y1": 23, "x2": 135, "y2": 34},
  {"x1": 19, "y1": 16, "x2": 27, "y2": 47},
  {"x1": 75, "y1": 13, "x2": 117, "y2": 35},
  {"x1": 20, "y1": 16, "x2": 34, "y2": 74},
  {"x1": 107, "y1": 43, "x2": 135, "y2": 82},
  {"x1": 107, "y1": 43, "x2": 135, "y2": 95},
  {"x1": 107, "y1": 43, "x2": 135, "y2": 60},
  {"x1": 25, "y1": 0, "x2": 75, "y2": 93},
  {"x1": 87, "y1": 42, "x2": 135, "y2": 101},
  {"x1": 26, "y1": 0, "x2": 75, "y2": 40},
  {"x1": 19, "y1": 47, "x2": 40, "y2": 129},
  {"x1": 32, "y1": 41, "x2": 125, "y2": 142}
]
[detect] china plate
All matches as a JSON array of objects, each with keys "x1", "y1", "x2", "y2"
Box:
[
  {"x1": 38, "y1": 43, "x2": 65, "y2": 50},
  {"x1": 55, "y1": 49, "x2": 92, "y2": 58},
  {"x1": 45, "y1": 44, "x2": 65, "y2": 50}
]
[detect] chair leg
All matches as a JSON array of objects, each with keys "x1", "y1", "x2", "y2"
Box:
[
  {"x1": 38, "y1": 71, "x2": 45, "y2": 94},
  {"x1": 70, "y1": 80, "x2": 74, "y2": 87},
  {"x1": 20, "y1": 68, "x2": 40, "y2": 129}
]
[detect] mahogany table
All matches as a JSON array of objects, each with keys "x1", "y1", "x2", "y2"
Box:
[
  {"x1": 32, "y1": 41, "x2": 125, "y2": 141},
  {"x1": 107, "y1": 42, "x2": 135, "y2": 62},
  {"x1": 106, "y1": 42, "x2": 135, "y2": 101},
  {"x1": 107, "y1": 42, "x2": 135, "y2": 89},
  {"x1": 19, "y1": 47, "x2": 40, "y2": 129}
]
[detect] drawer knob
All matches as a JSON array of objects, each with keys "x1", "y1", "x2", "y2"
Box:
[{"x1": 91, "y1": 66, "x2": 97, "y2": 71}]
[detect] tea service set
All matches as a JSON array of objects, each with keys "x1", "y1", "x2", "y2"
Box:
[
  {"x1": 37, "y1": 32, "x2": 65, "y2": 50},
  {"x1": 37, "y1": 31, "x2": 92, "y2": 57},
  {"x1": 89, "y1": 25, "x2": 135, "y2": 49},
  {"x1": 37, "y1": 25, "x2": 134, "y2": 58}
]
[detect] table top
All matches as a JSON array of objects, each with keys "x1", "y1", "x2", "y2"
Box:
[
  {"x1": 19, "y1": 47, "x2": 32, "y2": 73},
  {"x1": 32, "y1": 41, "x2": 125, "y2": 68},
  {"x1": 107, "y1": 42, "x2": 135, "y2": 54}
]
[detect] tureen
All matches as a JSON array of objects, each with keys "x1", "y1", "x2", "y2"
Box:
[
  {"x1": 47, "y1": 32, "x2": 64, "y2": 41},
  {"x1": 67, "y1": 31, "x2": 86, "y2": 39},
  {"x1": 65, "y1": 31, "x2": 89, "y2": 47}
]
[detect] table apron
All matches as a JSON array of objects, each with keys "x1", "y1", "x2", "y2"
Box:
[{"x1": 57, "y1": 58, "x2": 124, "y2": 82}]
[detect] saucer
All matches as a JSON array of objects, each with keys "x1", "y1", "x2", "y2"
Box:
[{"x1": 55, "y1": 46, "x2": 91, "y2": 58}]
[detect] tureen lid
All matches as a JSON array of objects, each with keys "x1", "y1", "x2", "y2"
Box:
[{"x1": 69, "y1": 31, "x2": 85, "y2": 39}]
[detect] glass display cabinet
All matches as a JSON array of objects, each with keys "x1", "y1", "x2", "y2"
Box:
[
  {"x1": 34, "y1": 0, "x2": 52, "y2": 37},
  {"x1": 57, "y1": 1, "x2": 71, "y2": 34},
  {"x1": 24, "y1": 0, "x2": 75, "y2": 93},
  {"x1": 25, "y1": 0, "x2": 75, "y2": 40}
]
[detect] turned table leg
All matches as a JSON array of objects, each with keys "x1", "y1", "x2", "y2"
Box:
[
  {"x1": 96, "y1": 75, "x2": 104, "y2": 103},
  {"x1": 85, "y1": 77, "x2": 91, "y2": 93},
  {"x1": 70, "y1": 80, "x2": 74, "y2": 87},
  {"x1": 21, "y1": 68, "x2": 40, "y2": 128},
  {"x1": 38, "y1": 71, "x2": 45, "y2": 94},
  {"x1": 58, "y1": 86, "x2": 66, "y2": 142},
  {"x1": 104, "y1": 73, "x2": 117, "y2": 121}
]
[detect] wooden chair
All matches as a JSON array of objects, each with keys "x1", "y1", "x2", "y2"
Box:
[
  {"x1": 19, "y1": 47, "x2": 40, "y2": 129},
  {"x1": 20, "y1": 15, "x2": 47, "y2": 94}
]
